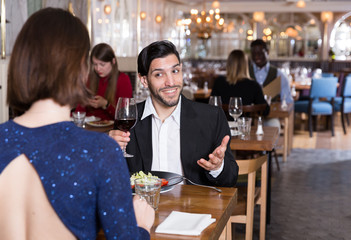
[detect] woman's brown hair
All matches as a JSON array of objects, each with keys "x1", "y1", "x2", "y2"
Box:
[
  {"x1": 89, "y1": 43, "x2": 119, "y2": 105},
  {"x1": 7, "y1": 8, "x2": 91, "y2": 113},
  {"x1": 226, "y1": 49, "x2": 251, "y2": 85}
]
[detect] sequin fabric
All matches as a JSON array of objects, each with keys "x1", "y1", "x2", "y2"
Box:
[{"x1": 0, "y1": 120, "x2": 149, "y2": 240}]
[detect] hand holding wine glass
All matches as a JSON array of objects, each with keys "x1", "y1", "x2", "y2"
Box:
[
  {"x1": 114, "y1": 97, "x2": 137, "y2": 157},
  {"x1": 228, "y1": 97, "x2": 243, "y2": 135}
]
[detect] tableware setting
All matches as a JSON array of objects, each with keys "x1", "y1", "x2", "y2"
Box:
[
  {"x1": 72, "y1": 111, "x2": 86, "y2": 128},
  {"x1": 134, "y1": 177, "x2": 162, "y2": 210},
  {"x1": 208, "y1": 96, "x2": 222, "y2": 108},
  {"x1": 228, "y1": 97, "x2": 243, "y2": 136},
  {"x1": 131, "y1": 171, "x2": 184, "y2": 194},
  {"x1": 228, "y1": 121, "x2": 241, "y2": 136},
  {"x1": 85, "y1": 119, "x2": 114, "y2": 127},
  {"x1": 237, "y1": 117, "x2": 252, "y2": 140}
]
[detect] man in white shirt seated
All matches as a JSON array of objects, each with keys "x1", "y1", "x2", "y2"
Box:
[{"x1": 109, "y1": 40, "x2": 238, "y2": 187}]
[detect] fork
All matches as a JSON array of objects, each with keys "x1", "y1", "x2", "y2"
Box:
[{"x1": 168, "y1": 176, "x2": 222, "y2": 193}]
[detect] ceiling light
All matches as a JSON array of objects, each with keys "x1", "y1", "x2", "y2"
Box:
[
  {"x1": 155, "y1": 15, "x2": 162, "y2": 23},
  {"x1": 140, "y1": 11, "x2": 146, "y2": 20},
  {"x1": 253, "y1": 12, "x2": 265, "y2": 22},
  {"x1": 104, "y1": 5, "x2": 111, "y2": 15},
  {"x1": 183, "y1": 0, "x2": 224, "y2": 39},
  {"x1": 296, "y1": 0, "x2": 306, "y2": 8},
  {"x1": 321, "y1": 11, "x2": 333, "y2": 23}
]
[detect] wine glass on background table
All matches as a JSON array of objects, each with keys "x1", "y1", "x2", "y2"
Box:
[
  {"x1": 209, "y1": 96, "x2": 222, "y2": 108},
  {"x1": 228, "y1": 97, "x2": 243, "y2": 135},
  {"x1": 114, "y1": 97, "x2": 137, "y2": 157}
]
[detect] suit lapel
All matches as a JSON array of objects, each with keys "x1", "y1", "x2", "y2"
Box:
[
  {"x1": 134, "y1": 103, "x2": 153, "y2": 171},
  {"x1": 180, "y1": 97, "x2": 198, "y2": 169}
]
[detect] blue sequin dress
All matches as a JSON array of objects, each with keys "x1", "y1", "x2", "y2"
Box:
[{"x1": 0, "y1": 120, "x2": 149, "y2": 240}]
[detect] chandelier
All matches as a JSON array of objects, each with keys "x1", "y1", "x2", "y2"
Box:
[{"x1": 183, "y1": 0, "x2": 224, "y2": 39}]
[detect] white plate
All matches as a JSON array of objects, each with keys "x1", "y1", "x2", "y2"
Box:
[
  {"x1": 85, "y1": 116, "x2": 101, "y2": 123},
  {"x1": 86, "y1": 120, "x2": 114, "y2": 127}
]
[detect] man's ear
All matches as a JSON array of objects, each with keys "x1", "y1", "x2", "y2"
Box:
[{"x1": 139, "y1": 74, "x2": 148, "y2": 88}]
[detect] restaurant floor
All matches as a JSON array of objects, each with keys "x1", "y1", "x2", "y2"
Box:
[{"x1": 233, "y1": 117, "x2": 351, "y2": 240}]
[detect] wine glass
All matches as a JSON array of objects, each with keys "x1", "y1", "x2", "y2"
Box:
[
  {"x1": 228, "y1": 97, "x2": 243, "y2": 135},
  {"x1": 114, "y1": 97, "x2": 137, "y2": 157},
  {"x1": 209, "y1": 96, "x2": 222, "y2": 108}
]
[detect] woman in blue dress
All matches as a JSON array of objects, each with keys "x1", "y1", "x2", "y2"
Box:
[{"x1": 0, "y1": 8, "x2": 154, "y2": 240}]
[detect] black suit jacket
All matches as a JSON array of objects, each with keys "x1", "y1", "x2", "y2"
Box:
[{"x1": 126, "y1": 96, "x2": 238, "y2": 187}]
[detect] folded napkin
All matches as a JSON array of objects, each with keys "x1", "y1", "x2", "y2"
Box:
[
  {"x1": 228, "y1": 121, "x2": 237, "y2": 128},
  {"x1": 155, "y1": 211, "x2": 216, "y2": 236}
]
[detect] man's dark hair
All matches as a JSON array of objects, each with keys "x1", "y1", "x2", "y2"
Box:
[
  {"x1": 137, "y1": 40, "x2": 180, "y2": 77},
  {"x1": 250, "y1": 39, "x2": 268, "y2": 51}
]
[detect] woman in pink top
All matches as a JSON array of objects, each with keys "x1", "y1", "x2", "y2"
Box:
[{"x1": 77, "y1": 43, "x2": 133, "y2": 120}]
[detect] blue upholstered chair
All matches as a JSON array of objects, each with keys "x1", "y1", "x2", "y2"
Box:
[
  {"x1": 322, "y1": 72, "x2": 334, "y2": 78},
  {"x1": 295, "y1": 77, "x2": 338, "y2": 137},
  {"x1": 334, "y1": 76, "x2": 351, "y2": 134}
]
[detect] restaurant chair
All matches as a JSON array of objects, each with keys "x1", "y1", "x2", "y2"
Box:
[
  {"x1": 294, "y1": 77, "x2": 338, "y2": 137},
  {"x1": 226, "y1": 155, "x2": 268, "y2": 240},
  {"x1": 322, "y1": 72, "x2": 334, "y2": 78},
  {"x1": 242, "y1": 104, "x2": 268, "y2": 126},
  {"x1": 334, "y1": 76, "x2": 351, "y2": 134}
]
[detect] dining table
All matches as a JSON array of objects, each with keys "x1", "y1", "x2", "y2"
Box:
[
  {"x1": 193, "y1": 88, "x2": 212, "y2": 100},
  {"x1": 230, "y1": 126, "x2": 279, "y2": 225},
  {"x1": 85, "y1": 123, "x2": 238, "y2": 240},
  {"x1": 96, "y1": 185, "x2": 237, "y2": 240}
]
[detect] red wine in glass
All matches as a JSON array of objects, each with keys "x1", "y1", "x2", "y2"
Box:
[
  {"x1": 114, "y1": 118, "x2": 136, "y2": 131},
  {"x1": 114, "y1": 98, "x2": 137, "y2": 157}
]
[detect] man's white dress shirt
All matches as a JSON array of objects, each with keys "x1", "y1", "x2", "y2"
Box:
[{"x1": 141, "y1": 96, "x2": 223, "y2": 177}]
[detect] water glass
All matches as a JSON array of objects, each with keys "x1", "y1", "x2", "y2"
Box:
[
  {"x1": 72, "y1": 111, "x2": 86, "y2": 128},
  {"x1": 209, "y1": 96, "x2": 222, "y2": 108},
  {"x1": 238, "y1": 117, "x2": 252, "y2": 140},
  {"x1": 134, "y1": 177, "x2": 162, "y2": 210}
]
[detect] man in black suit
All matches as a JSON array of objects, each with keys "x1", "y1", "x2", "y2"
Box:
[{"x1": 109, "y1": 40, "x2": 238, "y2": 187}]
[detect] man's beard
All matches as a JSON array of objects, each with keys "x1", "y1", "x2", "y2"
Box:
[{"x1": 148, "y1": 84, "x2": 182, "y2": 107}]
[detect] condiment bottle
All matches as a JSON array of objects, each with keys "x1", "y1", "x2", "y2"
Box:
[{"x1": 256, "y1": 116, "x2": 264, "y2": 135}]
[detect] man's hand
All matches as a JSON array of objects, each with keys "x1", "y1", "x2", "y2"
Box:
[
  {"x1": 109, "y1": 130, "x2": 131, "y2": 150},
  {"x1": 197, "y1": 135, "x2": 230, "y2": 171}
]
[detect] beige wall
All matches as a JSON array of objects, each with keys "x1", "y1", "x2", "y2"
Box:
[{"x1": 0, "y1": 58, "x2": 9, "y2": 123}]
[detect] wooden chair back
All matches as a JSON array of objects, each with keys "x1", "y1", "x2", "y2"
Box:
[
  {"x1": 0, "y1": 155, "x2": 76, "y2": 240},
  {"x1": 226, "y1": 154, "x2": 268, "y2": 240},
  {"x1": 242, "y1": 104, "x2": 267, "y2": 126}
]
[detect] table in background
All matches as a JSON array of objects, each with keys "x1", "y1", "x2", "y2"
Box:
[
  {"x1": 85, "y1": 124, "x2": 113, "y2": 133},
  {"x1": 267, "y1": 102, "x2": 294, "y2": 162},
  {"x1": 193, "y1": 88, "x2": 212, "y2": 100},
  {"x1": 97, "y1": 185, "x2": 237, "y2": 240},
  {"x1": 230, "y1": 126, "x2": 279, "y2": 225}
]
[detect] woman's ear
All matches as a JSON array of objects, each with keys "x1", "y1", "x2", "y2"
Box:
[{"x1": 112, "y1": 58, "x2": 116, "y2": 65}]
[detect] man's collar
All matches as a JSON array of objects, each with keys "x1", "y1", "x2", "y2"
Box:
[
  {"x1": 253, "y1": 61, "x2": 270, "y2": 72},
  {"x1": 141, "y1": 95, "x2": 182, "y2": 126}
]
